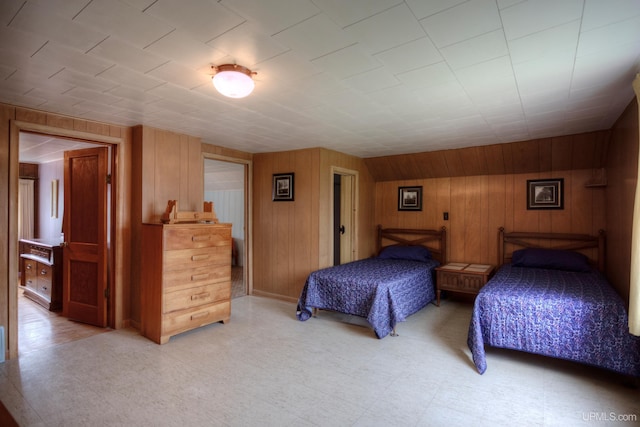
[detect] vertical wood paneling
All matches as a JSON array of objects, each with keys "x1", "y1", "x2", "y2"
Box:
[
  {"x1": 374, "y1": 169, "x2": 607, "y2": 266},
  {"x1": 449, "y1": 177, "x2": 466, "y2": 261},
  {"x1": 606, "y1": 99, "x2": 638, "y2": 302},
  {"x1": 253, "y1": 148, "x2": 375, "y2": 300}
]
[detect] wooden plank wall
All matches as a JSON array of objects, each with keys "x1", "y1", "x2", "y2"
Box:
[
  {"x1": 252, "y1": 148, "x2": 375, "y2": 301},
  {"x1": 252, "y1": 148, "x2": 322, "y2": 300},
  {"x1": 605, "y1": 99, "x2": 639, "y2": 302},
  {"x1": 375, "y1": 170, "x2": 606, "y2": 266},
  {"x1": 365, "y1": 131, "x2": 610, "y2": 181}
]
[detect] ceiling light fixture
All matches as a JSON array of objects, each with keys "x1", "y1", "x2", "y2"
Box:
[{"x1": 211, "y1": 64, "x2": 256, "y2": 98}]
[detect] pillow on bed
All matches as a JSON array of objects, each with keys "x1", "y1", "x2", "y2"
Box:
[
  {"x1": 511, "y1": 248, "x2": 591, "y2": 272},
  {"x1": 378, "y1": 245, "x2": 432, "y2": 262}
]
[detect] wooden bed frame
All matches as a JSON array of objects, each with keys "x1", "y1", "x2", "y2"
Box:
[
  {"x1": 498, "y1": 227, "x2": 606, "y2": 272},
  {"x1": 376, "y1": 225, "x2": 447, "y2": 265}
]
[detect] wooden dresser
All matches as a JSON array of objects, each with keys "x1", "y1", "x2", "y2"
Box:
[
  {"x1": 20, "y1": 238, "x2": 63, "y2": 311},
  {"x1": 141, "y1": 223, "x2": 232, "y2": 344}
]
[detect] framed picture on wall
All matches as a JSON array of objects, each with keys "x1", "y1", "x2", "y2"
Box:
[
  {"x1": 272, "y1": 173, "x2": 294, "y2": 201},
  {"x1": 527, "y1": 178, "x2": 564, "y2": 210},
  {"x1": 398, "y1": 186, "x2": 422, "y2": 211}
]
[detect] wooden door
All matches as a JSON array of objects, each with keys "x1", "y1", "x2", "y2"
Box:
[{"x1": 62, "y1": 147, "x2": 108, "y2": 327}]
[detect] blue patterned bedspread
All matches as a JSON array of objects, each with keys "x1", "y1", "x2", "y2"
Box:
[
  {"x1": 297, "y1": 258, "x2": 439, "y2": 338},
  {"x1": 468, "y1": 265, "x2": 640, "y2": 376}
]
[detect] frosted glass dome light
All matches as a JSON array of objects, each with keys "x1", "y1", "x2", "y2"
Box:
[{"x1": 212, "y1": 64, "x2": 256, "y2": 99}]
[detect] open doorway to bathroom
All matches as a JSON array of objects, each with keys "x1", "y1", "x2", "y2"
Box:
[{"x1": 204, "y1": 158, "x2": 247, "y2": 298}]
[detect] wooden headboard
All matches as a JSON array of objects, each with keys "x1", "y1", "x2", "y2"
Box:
[
  {"x1": 499, "y1": 227, "x2": 606, "y2": 272},
  {"x1": 376, "y1": 225, "x2": 447, "y2": 265}
]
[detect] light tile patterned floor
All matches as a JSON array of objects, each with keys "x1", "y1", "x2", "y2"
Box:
[{"x1": 1, "y1": 296, "x2": 638, "y2": 426}]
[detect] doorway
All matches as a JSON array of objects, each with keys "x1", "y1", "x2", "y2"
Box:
[
  {"x1": 17, "y1": 132, "x2": 112, "y2": 355},
  {"x1": 203, "y1": 156, "x2": 249, "y2": 298},
  {"x1": 332, "y1": 167, "x2": 358, "y2": 265}
]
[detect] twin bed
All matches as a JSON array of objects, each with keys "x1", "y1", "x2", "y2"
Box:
[
  {"x1": 296, "y1": 225, "x2": 640, "y2": 378},
  {"x1": 468, "y1": 228, "x2": 640, "y2": 377},
  {"x1": 296, "y1": 226, "x2": 446, "y2": 338}
]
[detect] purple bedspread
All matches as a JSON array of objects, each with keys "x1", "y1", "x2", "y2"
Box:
[
  {"x1": 468, "y1": 265, "x2": 640, "y2": 377},
  {"x1": 297, "y1": 258, "x2": 439, "y2": 338}
]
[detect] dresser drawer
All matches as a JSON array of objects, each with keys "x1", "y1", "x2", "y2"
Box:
[
  {"x1": 163, "y1": 265, "x2": 230, "y2": 292},
  {"x1": 39, "y1": 278, "x2": 52, "y2": 299},
  {"x1": 438, "y1": 271, "x2": 485, "y2": 291},
  {"x1": 164, "y1": 281, "x2": 231, "y2": 313},
  {"x1": 163, "y1": 246, "x2": 230, "y2": 271},
  {"x1": 37, "y1": 263, "x2": 52, "y2": 280},
  {"x1": 163, "y1": 226, "x2": 231, "y2": 251},
  {"x1": 162, "y1": 301, "x2": 230, "y2": 337}
]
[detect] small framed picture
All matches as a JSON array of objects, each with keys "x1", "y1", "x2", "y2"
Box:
[
  {"x1": 398, "y1": 186, "x2": 422, "y2": 211},
  {"x1": 272, "y1": 173, "x2": 294, "y2": 201},
  {"x1": 527, "y1": 178, "x2": 564, "y2": 210}
]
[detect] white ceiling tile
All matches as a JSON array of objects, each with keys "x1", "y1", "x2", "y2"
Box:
[
  {"x1": 0, "y1": 26, "x2": 47, "y2": 57},
  {"x1": 395, "y1": 61, "x2": 456, "y2": 89},
  {"x1": 0, "y1": 0, "x2": 27, "y2": 25},
  {"x1": 310, "y1": 44, "x2": 381, "y2": 80},
  {"x1": 87, "y1": 38, "x2": 167, "y2": 74},
  {"x1": 313, "y1": 0, "x2": 403, "y2": 28},
  {"x1": 440, "y1": 29, "x2": 508, "y2": 70},
  {"x1": 49, "y1": 68, "x2": 119, "y2": 93},
  {"x1": 342, "y1": 67, "x2": 400, "y2": 93},
  {"x1": 207, "y1": 21, "x2": 289, "y2": 67},
  {"x1": 32, "y1": 41, "x2": 113, "y2": 76},
  {"x1": 512, "y1": 50, "x2": 575, "y2": 96},
  {"x1": 97, "y1": 65, "x2": 164, "y2": 92},
  {"x1": 220, "y1": 0, "x2": 320, "y2": 35},
  {"x1": 582, "y1": 0, "x2": 640, "y2": 32},
  {"x1": 272, "y1": 14, "x2": 356, "y2": 60},
  {"x1": 406, "y1": 0, "x2": 469, "y2": 20},
  {"x1": 121, "y1": 0, "x2": 157, "y2": 11},
  {"x1": 571, "y1": 47, "x2": 640, "y2": 92},
  {"x1": 421, "y1": 0, "x2": 502, "y2": 47},
  {"x1": 146, "y1": 0, "x2": 245, "y2": 43},
  {"x1": 500, "y1": 0, "x2": 583, "y2": 41},
  {"x1": 577, "y1": 16, "x2": 640, "y2": 57},
  {"x1": 373, "y1": 37, "x2": 442, "y2": 74},
  {"x1": 9, "y1": 2, "x2": 107, "y2": 52},
  {"x1": 508, "y1": 21, "x2": 580, "y2": 65},
  {"x1": 345, "y1": 4, "x2": 426, "y2": 54},
  {"x1": 75, "y1": 0, "x2": 173, "y2": 48},
  {"x1": 6, "y1": 0, "x2": 639, "y2": 160},
  {"x1": 145, "y1": 30, "x2": 226, "y2": 69}
]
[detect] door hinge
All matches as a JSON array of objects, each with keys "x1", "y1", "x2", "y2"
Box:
[
  {"x1": 104, "y1": 287, "x2": 110, "y2": 299},
  {"x1": 106, "y1": 174, "x2": 112, "y2": 184}
]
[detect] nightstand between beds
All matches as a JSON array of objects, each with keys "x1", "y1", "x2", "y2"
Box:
[{"x1": 435, "y1": 263, "x2": 495, "y2": 306}]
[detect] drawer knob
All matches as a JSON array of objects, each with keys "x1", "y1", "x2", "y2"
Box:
[
  {"x1": 26, "y1": 264, "x2": 32, "y2": 270},
  {"x1": 192, "y1": 235, "x2": 211, "y2": 242},
  {"x1": 40, "y1": 269, "x2": 48, "y2": 275},
  {"x1": 191, "y1": 254, "x2": 210, "y2": 261},
  {"x1": 191, "y1": 292, "x2": 210, "y2": 300},
  {"x1": 42, "y1": 286, "x2": 47, "y2": 291},
  {"x1": 191, "y1": 273, "x2": 209, "y2": 281}
]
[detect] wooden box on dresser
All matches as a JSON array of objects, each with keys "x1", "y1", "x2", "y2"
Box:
[{"x1": 140, "y1": 222, "x2": 232, "y2": 344}]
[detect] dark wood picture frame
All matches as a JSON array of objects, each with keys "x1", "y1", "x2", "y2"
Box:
[
  {"x1": 398, "y1": 186, "x2": 422, "y2": 211},
  {"x1": 527, "y1": 178, "x2": 564, "y2": 210},
  {"x1": 272, "y1": 173, "x2": 294, "y2": 201}
]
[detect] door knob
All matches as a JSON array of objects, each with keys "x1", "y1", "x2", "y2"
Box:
[
  {"x1": 60, "y1": 242, "x2": 68, "y2": 247},
  {"x1": 339, "y1": 225, "x2": 345, "y2": 235}
]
